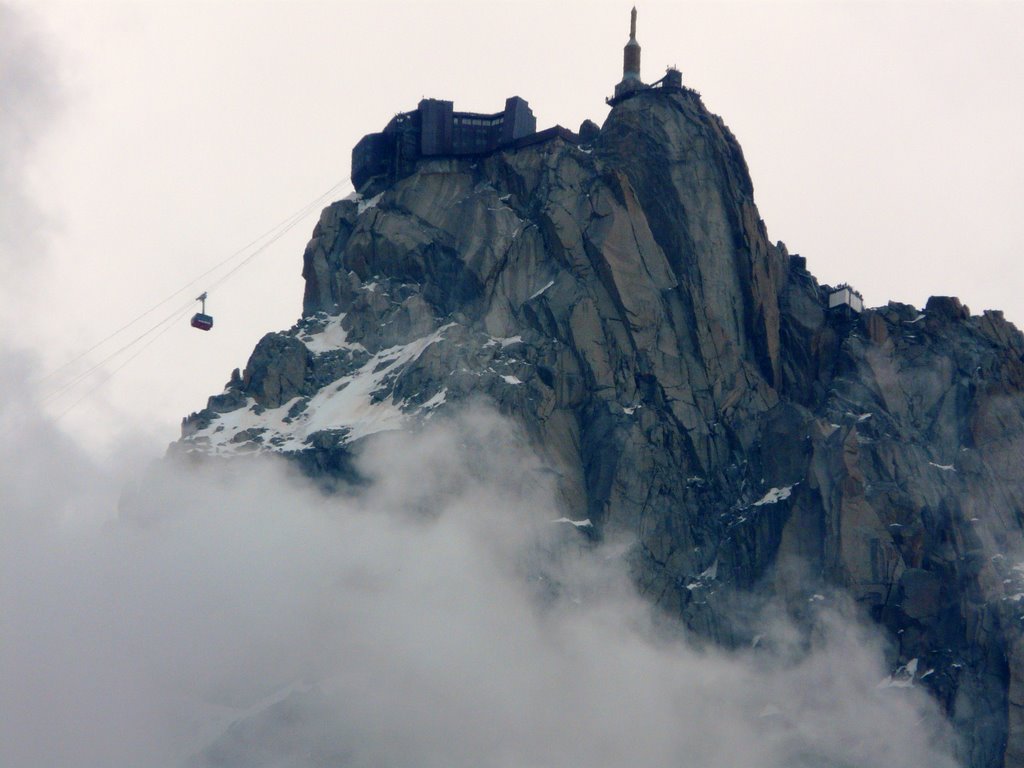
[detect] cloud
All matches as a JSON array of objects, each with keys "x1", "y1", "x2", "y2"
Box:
[
  {"x1": 0, "y1": 2, "x2": 61, "y2": 283},
  {"x1": 0, "y1": 357, "x2": 960, "y2": 768}
]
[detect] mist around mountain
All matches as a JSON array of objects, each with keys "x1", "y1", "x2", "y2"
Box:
[
  {"x1": 4, "y1": 385, "x2": 961, "y2": 768},
  {"x1": 167, "y1": 83, "x2": 1024, "y2": 766},
  {"x1": 3, "y1": 6, "x2": 1023, "y2": 767}
]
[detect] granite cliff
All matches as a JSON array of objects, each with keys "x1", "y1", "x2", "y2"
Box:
[{"x1": 179, "y1": 86, "x2": 1024, "y2": 766}]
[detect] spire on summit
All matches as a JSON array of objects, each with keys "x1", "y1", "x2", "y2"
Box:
[
  {"x1": 610, "y1": 7, "x2": 645, "y2": 103},
  {"x1": 623, "y1": 7, "x2": 641, "y2": 81},
  {"x1": 607, "y1": 8, "x2": 686, "y2": 106}
]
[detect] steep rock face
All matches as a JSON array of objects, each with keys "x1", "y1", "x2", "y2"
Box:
[{"x1": 179, "y1": 88, "x2": 1024, "y2": 766}]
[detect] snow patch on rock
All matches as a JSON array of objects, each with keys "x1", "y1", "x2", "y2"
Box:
[
  {"x1": 878, "y1": 658, "x2": 918, "y2": 689},
  {"x1": 299, "y1": 314, "x2": 366, "y2": 354},
  {"x1": 188, "y1": 325, "x2": 454, "y2": 454},
  {"x1": 752, "y1": 485, "x2": 793, "y2": 507},
  {"x1": 552, "y1": 517, "x2": 593, "y2": 528}
]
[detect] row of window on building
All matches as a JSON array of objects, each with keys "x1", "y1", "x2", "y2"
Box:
[{"x1": 454, "y1": 116, "x2": 504, "y2": 128}]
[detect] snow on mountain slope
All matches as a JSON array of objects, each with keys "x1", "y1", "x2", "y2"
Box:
[{"x1": 184, "y1": 320, "x2": 455, "y2": 455}]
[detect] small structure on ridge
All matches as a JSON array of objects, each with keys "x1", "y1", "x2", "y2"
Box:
[
  {"x1": 352, "y1": 97, "x2": 538, "y2": 192},
  {"x1": 613, "y1": 7, "x2": 644, "y2": 102},
  {"x1": 828, "y1": 284, "x2": 865, "y2": 315},
  {"x1": 607, "y1": 8, "x2": 685, "y2": 106},
  {"x1": 351, "y1": 8, "x2": 691, "y2": 194}
]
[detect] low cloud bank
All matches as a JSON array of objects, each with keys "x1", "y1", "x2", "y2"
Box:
[{"x1": 1, "y1": 355, "x2": 960, "y2": 768}]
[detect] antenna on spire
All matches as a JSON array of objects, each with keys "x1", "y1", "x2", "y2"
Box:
[{"x1": 630, "y1": 6, "x2": 637, "y2": 39}]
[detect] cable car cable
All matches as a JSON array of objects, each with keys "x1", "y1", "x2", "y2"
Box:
[
  {"x1": 54, "y1": 304, "x2": 195, "y2": 421},
  {"x1": 206, "y1": 196, "x2": 326, "y2": 294},
  {"x1": 41, "y1": 297, "x2": 197, "y2": 405},
  {"x1": 45, "y1": 177, "x2": 353, "y2": 417},
  {"x1": 36, "y1": 177, "x2": 350, "y2": 387},
  {"x1": 44, "y1": 193, "x2": 320, "y2": 403}
]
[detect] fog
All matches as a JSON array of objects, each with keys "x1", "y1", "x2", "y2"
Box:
[
  {"x1": 1, "y1": 367, "x2": 962, "y2": 767},
  {"x1": 0, "y1": 3, "x2": 978, "y2": 766}
]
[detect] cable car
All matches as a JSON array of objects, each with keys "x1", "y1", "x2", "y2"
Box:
[{"x1": 191, "y1": 292, "x2": 214, "y2": 331}]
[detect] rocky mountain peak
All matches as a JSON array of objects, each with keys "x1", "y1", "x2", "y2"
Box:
[{"x1": 178, "y1": 84, "x2": 1024, "y2": 767}]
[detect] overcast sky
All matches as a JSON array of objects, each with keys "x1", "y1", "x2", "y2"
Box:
[{"x1": 5, "y1": 0, "x2": 1023, "y2": 456}]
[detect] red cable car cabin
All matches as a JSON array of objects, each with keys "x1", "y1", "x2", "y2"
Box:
[
  {"x1": 191, "y1": 292, "x2": 213, "y2": 330},
  {"x1": 191, "y1": 313, "x2": 214, "y2": 331}
]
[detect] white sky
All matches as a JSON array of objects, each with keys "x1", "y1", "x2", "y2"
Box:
[{"x1": 6, "y1": 0, "x2": 1023, "y2": 457}]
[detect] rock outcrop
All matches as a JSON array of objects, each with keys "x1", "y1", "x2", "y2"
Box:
[{"x1": 179, "y1": 86, "x2": 1024, "y2": 766}]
